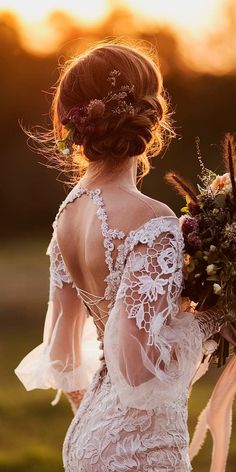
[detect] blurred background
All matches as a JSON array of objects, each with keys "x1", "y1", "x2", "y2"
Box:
[{"x1": 0, "y1": 0, "x2": 236, "y2": 471}]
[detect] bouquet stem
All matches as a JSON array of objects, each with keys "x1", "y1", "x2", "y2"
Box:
[{"x1": 217, "y1": 336, "x2": 229, "y2": 367}]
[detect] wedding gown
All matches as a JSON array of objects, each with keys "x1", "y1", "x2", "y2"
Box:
[{"x1": 15, "y1": 182, "x2": 222, "y2": 472}]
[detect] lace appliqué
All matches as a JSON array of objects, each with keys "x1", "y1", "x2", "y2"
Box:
[
  {"x1": 63, "y1": 372, "x2": 192, "y2": 472},
  {"x1": 48, "y1": 185, "x2": 126, "y2": 309},
  {"x1": 89, "y1": 189, "x2": 125, "y2": 305},
  {"x1": 117, "y1": 219, "x2": 184, "y2": 347},
  {"x1": 46, "y1": 235, "x2": 73, "y2": 297}
]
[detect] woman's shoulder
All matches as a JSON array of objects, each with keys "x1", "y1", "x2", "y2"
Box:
[
  {"x1": 115, "y1": 188, "x2": 179, "y2": 243},
  {"x1": 55, "y1": 183, "x2": 178, "y2": 239},
  {"x1": 98, "y1": 185, "x2": 178, "y2": 235},
  {"x1": 138, "y1": 192, "x2": 176, "y2": 219}
]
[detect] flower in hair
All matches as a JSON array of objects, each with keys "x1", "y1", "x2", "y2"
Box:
[
  {"x1": 56, "y1": 69, "x2": 135, "y2": 156},
  {"x1": 87, "y1": 99, "x2": 105, "y2": 118},
  {"x1": 56, "y1": 105, "x2": 93, "y2": 154},
  {"x1": 107, "y1": 69, "x2": 120, "y2": 87}
]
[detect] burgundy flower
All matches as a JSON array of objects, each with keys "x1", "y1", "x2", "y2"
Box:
[
  {"x1": 181, "y1": 216, "x2": 199, "y2": 235},
  {"x1": 187, "y1": 231, "x2": 202, "y2": 250},
  {"x1": 188, "y1": 202, "x2": 201, "y2": 216},
  {"x1": 62, "y1": 106, "x2": 88, "y2": 128}
]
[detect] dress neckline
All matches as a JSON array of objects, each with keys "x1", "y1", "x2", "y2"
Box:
[
  {"x1": 53, "y1": 182, "x2": 180, "y2": 313},
  {"x1": 75, "y1": 183, "x2": 179, "y2": 221},
  {"x1": 55, "y1": 181, "x2": 180, "y2": 252}
]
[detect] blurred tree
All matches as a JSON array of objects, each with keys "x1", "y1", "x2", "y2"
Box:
[{"x1": 0, "y1": 10, "x2": 235, "y2": 238}]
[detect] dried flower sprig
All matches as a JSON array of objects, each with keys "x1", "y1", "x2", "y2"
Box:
[
  {"x1": 56, "y1": 69, "x2": 135, "y2": 156},
  {"x1": 195, "y1": 137, "x2": 217, "y2": 193},
  {"x1": 165, "y1": 171, "x2": 198, "y2": 204}
]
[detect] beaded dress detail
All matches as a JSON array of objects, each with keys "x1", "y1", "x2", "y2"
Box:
[{"x1": 15, "y1": 183, "x2": 223, "y2": 472}]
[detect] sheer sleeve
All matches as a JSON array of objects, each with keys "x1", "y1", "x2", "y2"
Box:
[
  {"x1": 15, "y1": 234, "x2": 100, "y2": 395},
  {"x1": 104, "y1": 218, "x2": 205, "y2": 409}
]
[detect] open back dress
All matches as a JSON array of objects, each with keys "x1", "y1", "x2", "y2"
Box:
[{"x1": 15, "y1": 182, "x2": 221, "y2": 472}]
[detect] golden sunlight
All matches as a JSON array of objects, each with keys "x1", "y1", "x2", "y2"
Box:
[
  {"x1": 0, "y1": 0, "x2": 110, "y2": 24},
  {"x1": 0, "y1": 0, "x2": 110, "y2": 54},
  {"x1": 0, "y1": 0, "x2": 234, "y2": 73},
  {"x1": 0, "y1": 0, "x2": 224, "y2": 33},
  {"x1": 125, "y1": 0, "x2": 223, "y2": 36}
]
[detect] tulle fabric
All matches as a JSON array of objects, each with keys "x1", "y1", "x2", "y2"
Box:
[
  {"x1": 105, "y1": 305, "x2": 203, "y2": 410},
  {"x1": 104, "y1": 230, "x2": 204, "y2": 410},
  {"x1": 15, "y1": 283, "x2": 100, "y2": 392}
]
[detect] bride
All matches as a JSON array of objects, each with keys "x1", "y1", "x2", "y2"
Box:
[{"x1": 15, "y1": 42, "x2": 227, "y2": 471}]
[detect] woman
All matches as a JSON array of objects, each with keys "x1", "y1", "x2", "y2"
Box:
[{"x1": 15, "y1": 43, "x2": 225, "y2": 471}]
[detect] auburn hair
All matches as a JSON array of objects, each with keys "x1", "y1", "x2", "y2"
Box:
[{"x1": 26, "y1": 41, "x2": 175, "y2": 184}]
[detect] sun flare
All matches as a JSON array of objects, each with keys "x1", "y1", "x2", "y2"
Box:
[
  {"x1": 0, "y1": 0, "x2": 233, "y2": 73},
  {"x1": 0, "y1": 0, "x2": 110, "y2": 24},
  {"x1": 0, "y1": 0, "x2": 223, "y2": 32},
  {"x1": 124, "y1": 0, "x2": 222, "y2": 36}
]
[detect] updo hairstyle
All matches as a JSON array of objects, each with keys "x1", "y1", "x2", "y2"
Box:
[{"x1": 29, "y1": 42, "x2": 175, "y2": 183}]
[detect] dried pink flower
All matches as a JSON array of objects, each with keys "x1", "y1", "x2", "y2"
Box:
[{"x1": 87, "y1": 99, "x2": 105, "y2": 119}]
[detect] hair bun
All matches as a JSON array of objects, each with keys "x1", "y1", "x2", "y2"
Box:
[
  {"x1": 83, "y1": 95, "x2": 165, "y2": 164},
  {"x1": 51, "y1": 43, "x2": 174, "y2": 181}
]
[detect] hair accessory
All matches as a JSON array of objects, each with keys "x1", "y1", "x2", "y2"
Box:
[{"x1": 56, "y1": 70, "x2": 135, "y2": 156}]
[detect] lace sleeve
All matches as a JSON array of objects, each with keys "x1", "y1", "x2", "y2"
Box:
[
  {"x1": 15, "y1": 233, "x2": 100, "y2": 397},
  {"x1": 104, "y1": 218, "x2": 204, "y2": 409}
]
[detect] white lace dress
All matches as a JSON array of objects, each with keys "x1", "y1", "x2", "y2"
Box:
[{"x1": 15, "y1": 184, "x2": 222, "y2": 472}]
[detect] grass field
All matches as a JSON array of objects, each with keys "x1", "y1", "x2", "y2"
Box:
[{"x1": 1, "y1": 239, "x2": 235, "y2": 471}]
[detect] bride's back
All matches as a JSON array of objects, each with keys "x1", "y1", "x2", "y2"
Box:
[{"x1": 56, "y1": 184, "x2": 174, "y2": 313}]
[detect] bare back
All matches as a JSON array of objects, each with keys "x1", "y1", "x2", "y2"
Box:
[{"x1": 56, "y1": 183, "x2": 175, "y2": 328}]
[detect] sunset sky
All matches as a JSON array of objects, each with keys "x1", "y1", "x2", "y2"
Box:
[
  {"x1": 0, "y1": 0, "x2": 224, "y2": 32},
  {"x1": 0, "y1": 0, "x2": 235, "y2": 74}
]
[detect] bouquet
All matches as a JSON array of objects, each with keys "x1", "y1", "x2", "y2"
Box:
[{"x1": 166, "y1": 133, "x2": 236, "y2": 366}]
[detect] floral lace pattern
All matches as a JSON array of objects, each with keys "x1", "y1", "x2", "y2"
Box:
[
  {"x1": 47, "y1": 184, "x2": 126, "y2": 309},
  {"x1": 63, "y1": 371, "x2": 192, "y2": 472},
  {"x1": 46, "y1": 236, "x2": 73, "y2": 298},
  {"x1": 44, "y1": 184, "x2": 220, "y2": 472},
  {"x1": 116, "y1": 227, "x2": 184, "y2": 347}
]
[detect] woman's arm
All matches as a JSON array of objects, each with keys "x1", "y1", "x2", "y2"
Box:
[
  {"x1": 15, "y1": 235, "x2": 100, "y2": 413},
  {"x1": 104, "y1": 219, "x2": 207, "y2": 409}
]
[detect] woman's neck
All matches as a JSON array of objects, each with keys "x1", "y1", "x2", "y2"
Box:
[{"x1": 79, "y1": 156, "x2": 139, "y2": 191}]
